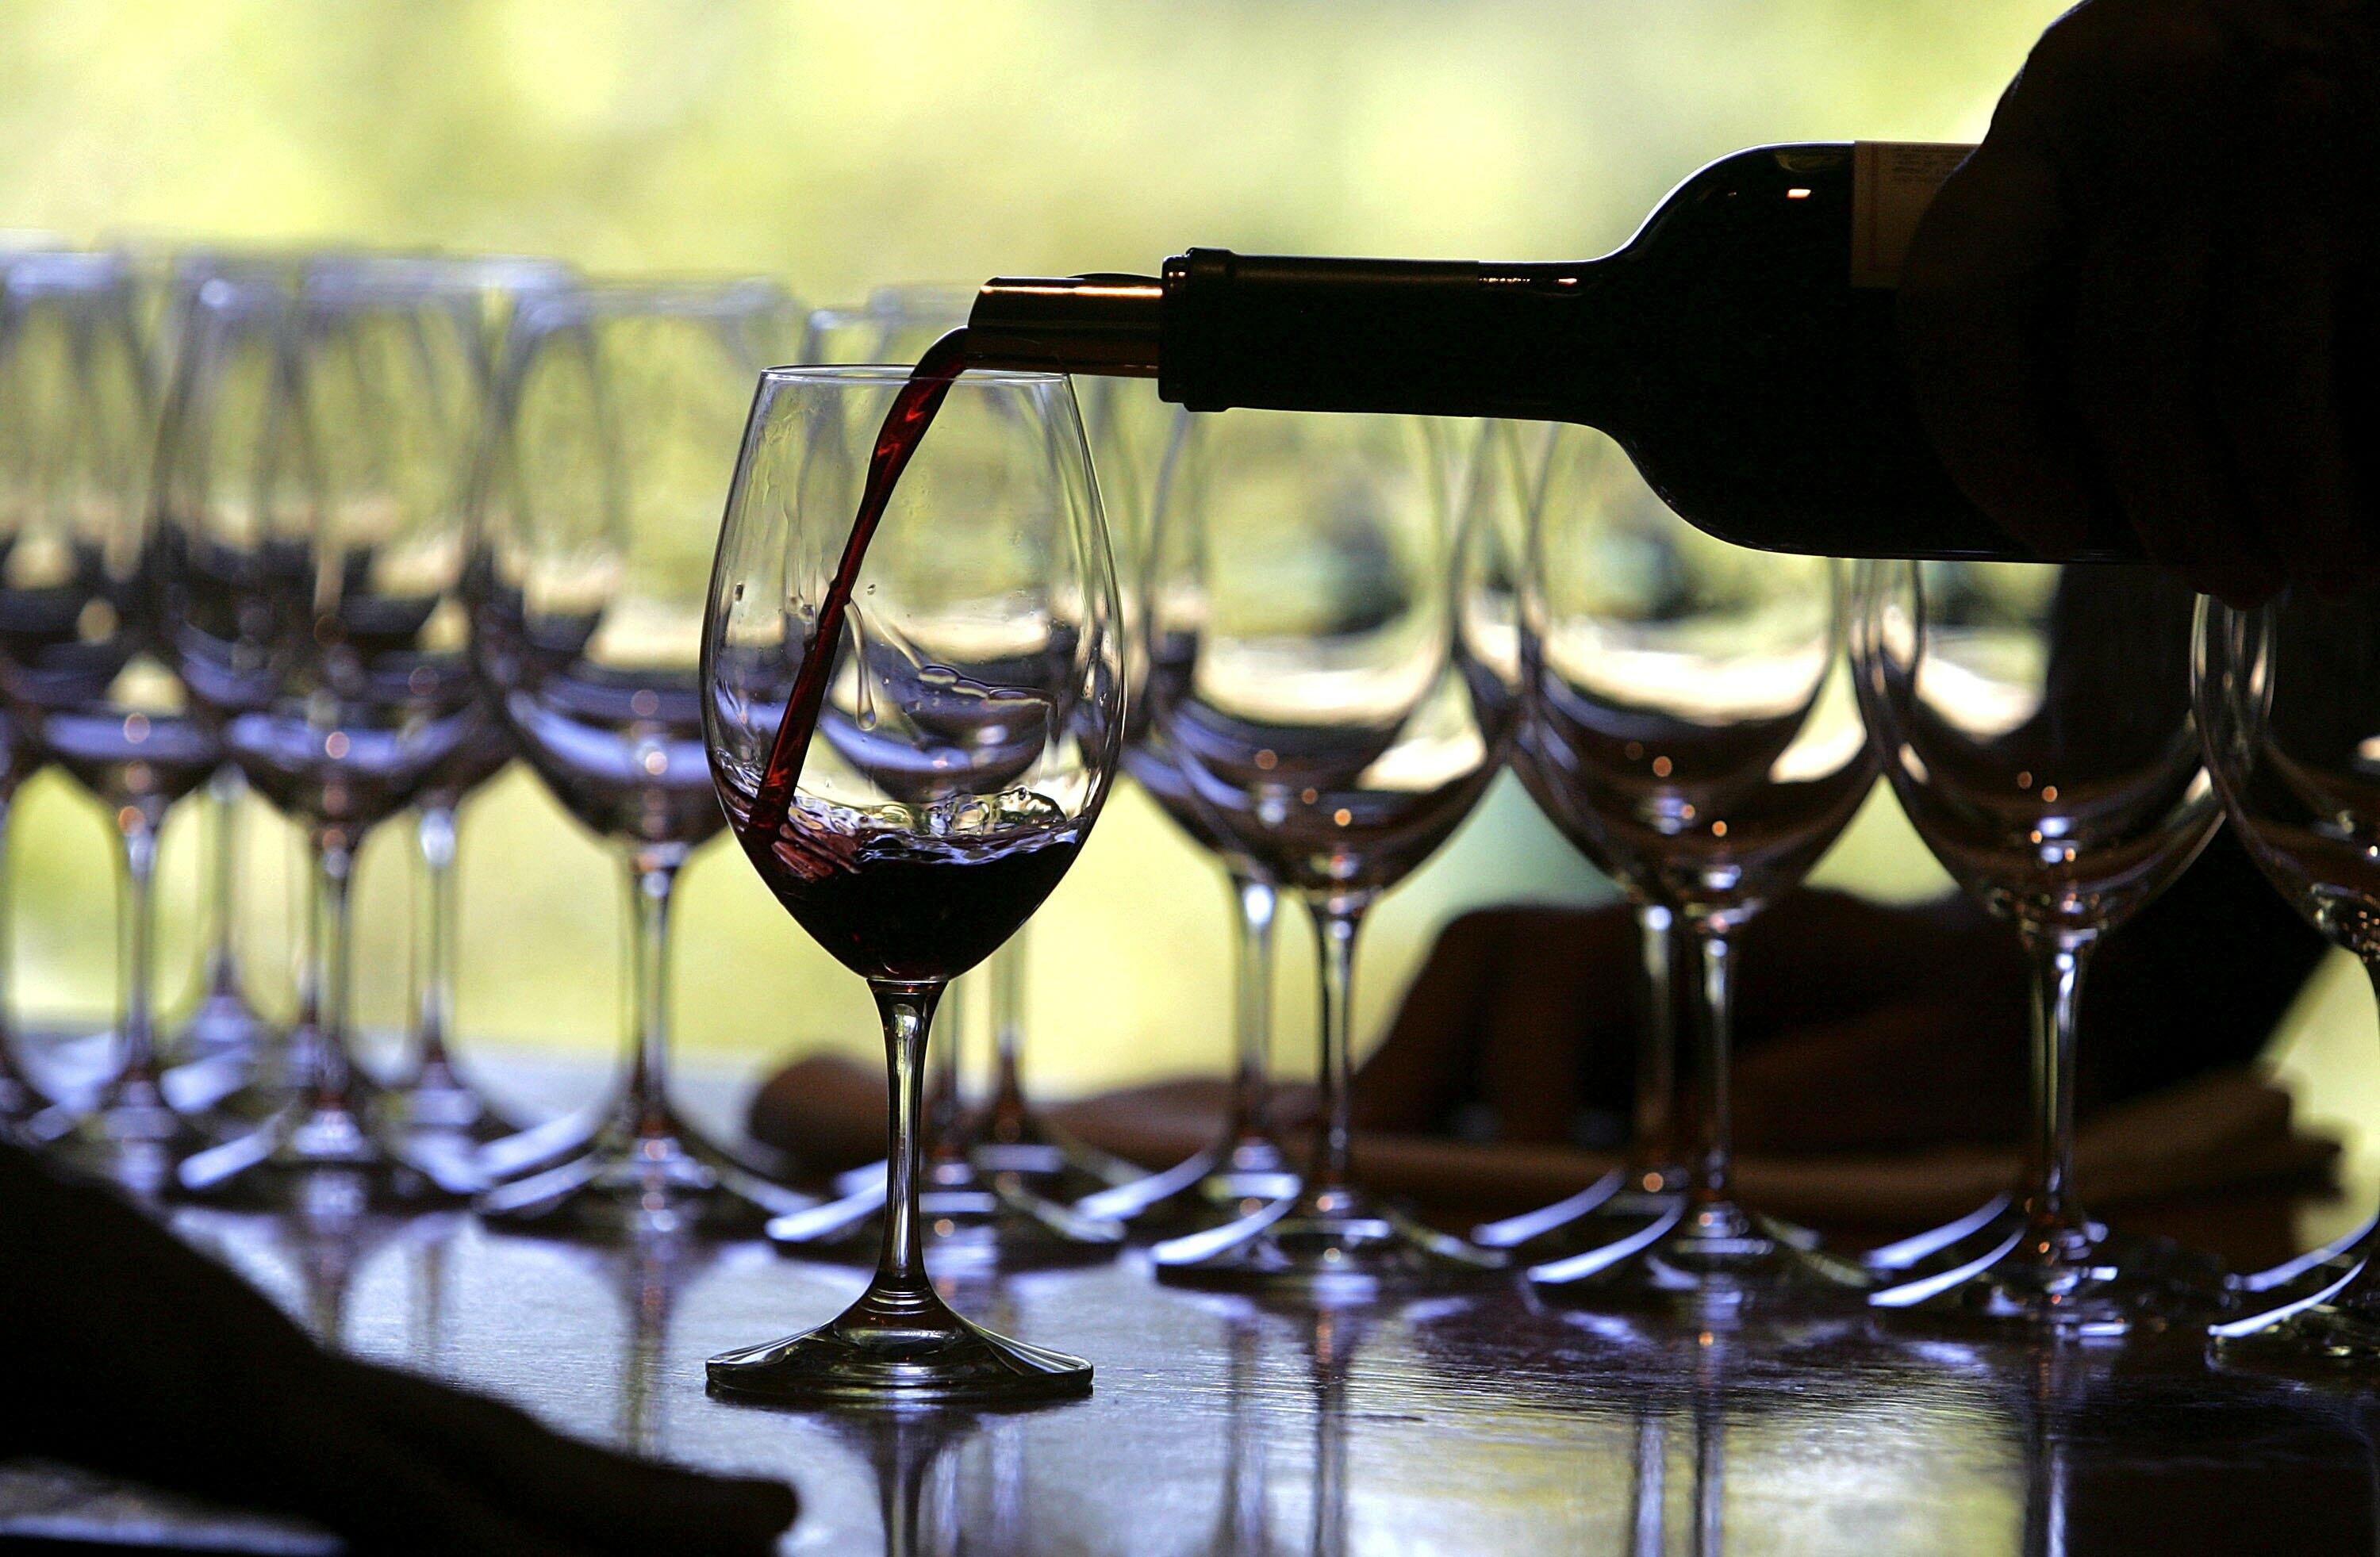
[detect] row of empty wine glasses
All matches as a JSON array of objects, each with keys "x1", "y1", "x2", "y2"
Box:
[{"x1": 0, "y1": 249, "x2": 839, "y2": 1232}]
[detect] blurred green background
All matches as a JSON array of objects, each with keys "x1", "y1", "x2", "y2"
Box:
[{"x1": 5, "y1": 0, "x2": 2370, "y2": 1172}]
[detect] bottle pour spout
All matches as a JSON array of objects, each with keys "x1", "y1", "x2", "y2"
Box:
[{"x1": 965, "y1": 274, "x2": 1163, "y2": 377}]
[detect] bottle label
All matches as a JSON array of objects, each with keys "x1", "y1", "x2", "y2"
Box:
[{"x1": 1851, "y1": 141, "x2": 1971, "y2": 288}]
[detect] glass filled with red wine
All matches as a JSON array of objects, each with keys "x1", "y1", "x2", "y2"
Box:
[
  {"x1": 1138, "y1": 406, "x2": 1514, "y2": 1296},
  {"x1": 467, "y1": 278, "x2": 809, "y2": 1237},
  {"x1": 0, "y1": 249, "x2": 217, "y2": 1196},
  {"x1": 701, "y1": 356, "x2": 1124, "y2": 1405}
]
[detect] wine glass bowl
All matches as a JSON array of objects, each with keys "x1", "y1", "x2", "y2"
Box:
[
  {"x1": 1853, "y1": 560, "x2": 2226, "y2": 1333},
  {"x1": 701, "y1": 361, "x2": 1125, "y2": 1404}
]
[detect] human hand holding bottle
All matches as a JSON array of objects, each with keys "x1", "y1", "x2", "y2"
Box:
[{"x1": 1900, "y1": 0, "x2": 2379, "y2": 603}]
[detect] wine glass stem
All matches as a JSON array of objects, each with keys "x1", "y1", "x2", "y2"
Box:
[
  {"x1": 413, "y1": 802, "x2": 460, "y2": 1074},
  {"x1": 2021, "y1": 926, "x2": 2097, "y2": 1237},
  {"x1": 110, "y1": 805, "x2": 164, "y2": 1091},
  {"x1": 621, "y1": 848, "x2": 685, "y2": 1139},
  {"x1": 1306, "y1": 898, "x2": 1368, "y2": 1202},
  {"x1": 872, "y1": 980, "x2": 945, "y2": 1298},
  {"x1": 301, "y1": 828, "x2": 361, "y2": 1112},
  {"x1": 1223, "y1": 871, "x2": 1278, "y2": 1149},
  {"x1": 1632, "y1": 902, "x2": 1676, "y2": 1177},
  {"x1": 985, "y1": 929, "x2": 1029, "y2": 1139},
  {"x1": 202, "y1": 765, "x2": 245, "y2": 1001},
  {"x1": 1686, "y1": 918, "x2": 1736, "y2": 1206}
]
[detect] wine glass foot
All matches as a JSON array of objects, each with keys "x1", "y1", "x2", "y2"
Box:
[
  {"x1": 2208, "y1": 1223, "x2": 2380, "y2": 1370},
  {"x1": 707, "y1": 1290, "x2": 1091, "y2": 1408},
  {"x1": 1154, "y1": 1186, "x2": 1505, "y2": 1298},
  {"x1": 43, "y1": 1086, "x2": 212, "y2": 1201},
  {"x1": 771, "y1": 1164, "x2": 1124, "y2": 1271},
  {"x1": 1472, "y1": 1166, "x2": 1687, "y2": 1256},
  {"x1": 1867, "y1": 1204, "x2": 2228, "y2": 1336},
  {"x1": 1526, "y1": 1198, "x2": 1871, "y2": 1313},
  {"x1": 169, "y1": 989, "x2": 275, "y2": 1069},
  {"x1": 1074, "y1": 1140, "x2": 1300, "y2": 1238},
  {"x1": 1863, "y1": 1193, "x2": 2017, "y2": 1273},
  {"x1": 378, "y1": 1057, "x2": 523, "y2": 1150},
  {"x1": 477, "y1": 1106, "x2": 606, "y2": 1183},
  {"x1": 175, "y1": 1103, "x2": 474, "y2": 1215},
  {"x1": 971, "y1": 1108, "x2": 1144, "y2": 1204},
  {"x1": 2212, "y1": 1300, "x2": 2380, "y2": 1371},
  {"x1": 474, "y1": 1110, "x2": 810, "y2": 1241}
]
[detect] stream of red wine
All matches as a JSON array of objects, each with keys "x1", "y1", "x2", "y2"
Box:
[{"x1": 747, "y1": 328, "x2": 973, "y2": 838}]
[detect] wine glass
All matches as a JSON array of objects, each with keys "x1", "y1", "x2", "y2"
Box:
[
  {"x1": 1076, "y1": 393, "x2": 1305, "y2": 1234},
  {"x1": 147, "y1": 251, "x2": 304, "y2": 1084},
  {"x1": 1852, "y1": 559, "x2": 2227, "y2": 1333},
  {"x1": 701, "y1": 361, "x2": 1124, "y2": 1404},
  {"x1": 372, "y1": 256, "x2": 575, "y2": 1151},
  {"x1": 157, "y1": 265, "x2": 490, "y2": 1210},
  {"x1": 1137, "y1": 406, "x2": 1511, "y2": 1296},
  {"x1": 0, "y1": 249, "x2": 217, "y2": 1195},
  {"x1": 1514, "y1": 425, "x2": 1875, "y2": 1307},
  {"x1": 468, "y1": 278, "x2": 809, "y2": 1237},
  {"x1": 2195, "y1": 586, "x2": 2380, "y2": 1361},
  {"x1": 791, "y1": 282, "x2": 1131, "y2": 1225},
  {"x1": 1449, "y1": 420, "x2": 1691, "y2": 1256}
]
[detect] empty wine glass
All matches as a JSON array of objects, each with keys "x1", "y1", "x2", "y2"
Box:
[
  {"x1": 1138, "y1": 406, "x2": 1511, "y2": 1296},
  {"x1": 375, "y1": 256, "x2": 575, "y2": 1151},
  {"x1": 1514, "y1": 426, "x2": 1875, "y2": 1308},
  {"x1": 1853, "y1": 560, "x2": 2226, "y2": 1333},
  {"x1": 159, "y1": 265, "x2": 491, "y2": 1210},
  {"x1": 702, "y1": 361, "x2": 1124, "y2": 1404},
  {"x1": 0, "y1": 249, "x2": 217, "y2": 1195},
  {"x1": 1083, "y1": 395, "x2": 1296, "y2": 1235},
  {"x1": 2195, "y1": 586, "x2": 2380, "y2": 1361},
  {"x1": 148, "y1": 251, "x2": 304, "y2": 1083},
  {"x1": 1449, "y1": 420, "x2": 1691, "y2": 1256},
  {"x1": 468, "y1": 278, "x2": 809, "y2": 1237}
]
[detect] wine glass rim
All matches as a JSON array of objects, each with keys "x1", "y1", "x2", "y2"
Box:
[
  {"x1": 532, "y1": 275, "x2": 790, "y2": 316},
  {"x1": 758, "y1": 362, "x2": 1064, "y2": 388},
  {"x1": 2, "y1": 247, "x2": 132, "y2": 295}
]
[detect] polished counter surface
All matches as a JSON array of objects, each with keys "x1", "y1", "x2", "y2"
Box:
[{"x1": 4, "y1": 1197, "x2": 2375, "y2": 1555}]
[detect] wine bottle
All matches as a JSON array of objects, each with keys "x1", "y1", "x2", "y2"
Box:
[{"x1": 964, "y1": 141, "x2": 2136, "y2": 563}]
